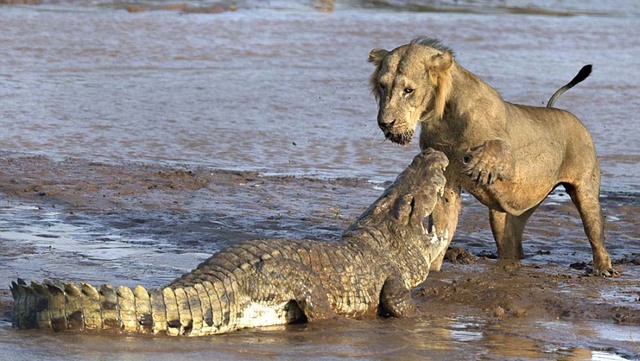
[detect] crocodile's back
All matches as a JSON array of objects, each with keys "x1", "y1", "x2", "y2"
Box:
[
  {"x1": 170, "y1": 238, "x2": 384, "y2": 318},
  {"x1": 11, "y1": 238, "x2": 383, "y2": 336}
]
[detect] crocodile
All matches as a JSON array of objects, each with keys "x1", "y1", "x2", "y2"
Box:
[{"x1": 11, "y1": 149, "x2": 449, "y2": 336}]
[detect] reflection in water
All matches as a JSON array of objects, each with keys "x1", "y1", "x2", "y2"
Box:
[
  {"x1": 1, "y1": 316, "x2": 636, "y2": 361},
  {"x1": 448, "y1": 315, "x2": 484, "y2": 342},
  {"x1": 0, "y1": 319, "x2": 447, "y2": 361}
]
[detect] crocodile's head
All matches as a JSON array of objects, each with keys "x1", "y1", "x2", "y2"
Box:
[
  {"x1": 386, "y1": 148, "x2": 448, "y2": 229},
  {"x1": 347, "y1": 148, "x2": 449, "y2": 281}
]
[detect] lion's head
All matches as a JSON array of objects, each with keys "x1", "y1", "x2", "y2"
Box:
[{"x1": 369, "y1": 38, "x2": 454, "y2": 145}]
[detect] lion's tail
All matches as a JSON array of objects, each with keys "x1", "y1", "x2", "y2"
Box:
[{"x1": 546, "y1": 64, "x2": 592, "y2": 108}]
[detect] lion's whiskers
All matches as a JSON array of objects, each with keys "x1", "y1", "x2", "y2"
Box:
[{"x1": 363, "y1": 121, "x2": 387, "y2": 147}]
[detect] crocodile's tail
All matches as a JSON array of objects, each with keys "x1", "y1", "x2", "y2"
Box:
[
  {"x1": 546, "y1": 64, "x2": 592, "y2": 108},
  {"x1": 10, "y1": 279, "x2": 238, "y2": 336}
]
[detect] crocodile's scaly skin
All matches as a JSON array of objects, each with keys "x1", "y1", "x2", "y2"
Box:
[{"x1": 11, "y1": 149, "x2": 448, "y2": 336}]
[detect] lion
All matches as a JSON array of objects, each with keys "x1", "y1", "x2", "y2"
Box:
[{"x1": 368, "y1": 37, "x2": 615, "y2": 276}]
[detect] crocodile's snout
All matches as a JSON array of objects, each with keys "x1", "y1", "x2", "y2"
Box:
[
  {"x1": 420, "y1": 149, "x2": 449, "y2": 172},
  {"x1": 413, "y1": 149, "x2": 448, "y2": 196}
]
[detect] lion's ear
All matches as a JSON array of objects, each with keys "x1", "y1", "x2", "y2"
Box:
[
  {"x1": 368, "y1": 48, "x2": 389, "y2": 66},
  {"x1": 429, "y1": 51, "x2": 453, "y2": 71}
]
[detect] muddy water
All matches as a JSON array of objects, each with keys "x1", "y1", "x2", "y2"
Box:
[{"x1": 0, "y1": 1, "x2": 639, "y2": 360}]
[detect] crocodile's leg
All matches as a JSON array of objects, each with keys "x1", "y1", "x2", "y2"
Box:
[
  {"x1": 244, "y1": 258, "x2": 336, "y2": 322},
  {"x1": 379, "y1": 276, "x2": 417, "y2": 318}
]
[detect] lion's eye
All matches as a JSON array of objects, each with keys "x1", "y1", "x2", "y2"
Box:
[
  {"x1": 379, "y1": 83, "x2": 387, "y2": 91},
  {"x1": 404, "y1": 88, "x2": 414, "y2": 94}
]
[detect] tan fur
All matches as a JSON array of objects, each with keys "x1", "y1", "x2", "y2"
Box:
[
  {"x1": 428, "y1": 52, "x2": 453, "y2": 120},
  {"x1": 369, "y1": 38, "x2": 615, "y2": 276}
]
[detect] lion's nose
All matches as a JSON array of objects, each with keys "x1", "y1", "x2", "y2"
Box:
[{"x1": 378, "y1": 118, "x2": 396, "y2": 129}]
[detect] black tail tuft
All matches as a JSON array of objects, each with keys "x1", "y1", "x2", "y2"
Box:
[
  {"x1": 570, "y1": 64, "x2": 592, "y2": 87},
  {"x1": 547, "y1": 64, "x2": 592, "y2": 108}
]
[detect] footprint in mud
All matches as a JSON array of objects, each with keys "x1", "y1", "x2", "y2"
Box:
[
  {"x1": 444, "y1": 246, "x2": 478, "y2": 264},
  {"x1": 613, "y1": 306, "x2": 640, "y2": 324}
]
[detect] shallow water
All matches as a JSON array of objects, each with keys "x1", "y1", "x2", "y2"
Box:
[
  {"x1": 0, "y1": 1, "x2": 639, "y2": 189},
  {"x1": 0, "y1": 1, "x2": 639, "y2": 360},
  {"x1": 1, "y1": 317, "x2": 638, "y2": 361}
]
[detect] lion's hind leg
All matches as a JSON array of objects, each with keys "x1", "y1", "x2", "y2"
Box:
[{"x1": 563, "y1": 182, "x2": 615, "y2": 276}]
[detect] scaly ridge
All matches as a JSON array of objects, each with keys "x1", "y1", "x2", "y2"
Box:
[
  {"x1": 117, "y1": 286, "x2": 137, "y2": 333},
  {"x1": 81, "y1": 283, "x2": 102, "y2": 330},
  {"x1": 133, "y1": 285, "x2": 153, "y2": 334}
]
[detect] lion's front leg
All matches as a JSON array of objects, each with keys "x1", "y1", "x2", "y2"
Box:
[
  {"x1": 489, "y1": 207, "x2": 536, "y2": 260},
  {"x1": 428, "y1": 181, "x2": 461, "y2": 271},
  {"x1": 462, "y1": 139, "x2": 515, "y2": 185}
]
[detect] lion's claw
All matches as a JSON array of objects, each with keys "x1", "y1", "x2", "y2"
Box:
[
  {"x1": 588, "y1": 267, "x2": 619, "y2": 277},
  {"x1": 462, "y1": 139, "x2": 515, "y2": 186}
]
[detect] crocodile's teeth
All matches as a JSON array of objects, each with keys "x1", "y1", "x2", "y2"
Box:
[
  {"x1": 439, "y1": 229, "x2": 449, "y2": 246},
  {"x1": 430, "y1": 230, "x2": 438, "y2": 245},
  {"x1": 438, "y1": 186, "x2": 445, "y2": 197}
]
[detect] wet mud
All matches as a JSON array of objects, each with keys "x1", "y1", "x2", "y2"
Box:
[{"x1": 0, "y1": 153, "x2": 638, "y2": 359}]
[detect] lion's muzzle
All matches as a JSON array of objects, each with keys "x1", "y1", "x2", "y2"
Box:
[
  {"x1": 377, "y1": 103, "x2": 416, "y2": 145},
  {"x1": 378, "y1": 119, "x2": 415, "y2": 145}
]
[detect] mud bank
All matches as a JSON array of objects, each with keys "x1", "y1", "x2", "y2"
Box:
[{"x1": 0, "y1": 153, "x2": 639, "y2": 359}]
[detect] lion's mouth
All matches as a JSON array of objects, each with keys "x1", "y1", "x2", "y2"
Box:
[{"x1": 383, "y1": 128, "x2": 415, "y2": 145}]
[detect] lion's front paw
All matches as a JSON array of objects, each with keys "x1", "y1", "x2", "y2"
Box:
[
  {"x1": 462, "y1": 139, "x2": 515, "y2": 185},
  {"x1": 589, "y1": 254, "x2": 619, "y2": 277}
]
